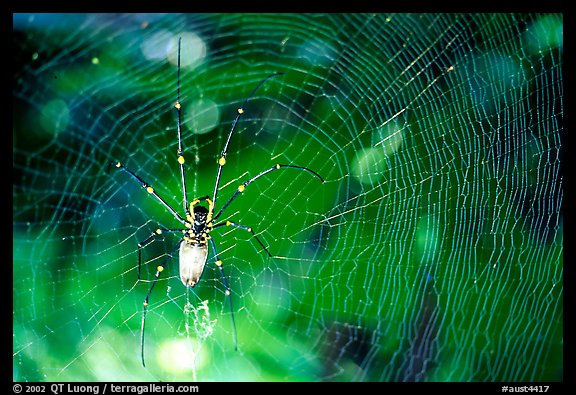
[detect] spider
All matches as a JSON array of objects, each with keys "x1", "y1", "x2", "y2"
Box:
[{"x1": 110, "y1": 37, "x2": 325, "y2": 367}]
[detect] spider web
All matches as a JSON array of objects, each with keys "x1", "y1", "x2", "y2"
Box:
[{"x1": 13, "y1": 13, "x2": 563, "y2": 382}]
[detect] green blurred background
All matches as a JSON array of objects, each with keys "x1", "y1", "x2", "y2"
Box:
[{"x1": 13, "y1": 13, "x2": 562, "y2": 381}]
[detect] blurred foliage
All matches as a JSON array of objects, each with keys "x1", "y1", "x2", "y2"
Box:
[{"x1": 13, "y1": 13, "x2": 562, "y2": 381}]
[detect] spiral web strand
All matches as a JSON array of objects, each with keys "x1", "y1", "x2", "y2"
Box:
[{"x1": 13, "y1": 13, "x2": 562, "y2": 381}]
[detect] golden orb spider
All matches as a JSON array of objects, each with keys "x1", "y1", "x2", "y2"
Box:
[{"x1": 110, "y1": 37, "x2": 324, "y2": 366}]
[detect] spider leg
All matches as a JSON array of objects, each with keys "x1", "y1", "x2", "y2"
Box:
[
  {"x1": 174, "y1": 36, "x2": 189, "y2": 215},
  {"x1": 137, "y1": 228, "x2": 183, "y2": 280},
  {"x1": 213, "y1": 220, "x2": 273, "y2": 258},
  {"x1": 111, "y1": 161, "x2": 187, "y2": 225},
  {"x1": 212, "y1": 164, "x2": 324, "y2": 222},
  {"x1": 208, "y1": 238, "x2": 238, "y2": 351},
  {"x1": 140, "y1": 240, "x2": 182, "y2": 367},
  {"x1": 212, "y1": 72, "x2": 285, "y2": 209}
]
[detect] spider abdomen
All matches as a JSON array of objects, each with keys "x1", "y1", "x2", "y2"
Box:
[{"x1": 179, "y1": 241, "x2": 208, "y2": 288}]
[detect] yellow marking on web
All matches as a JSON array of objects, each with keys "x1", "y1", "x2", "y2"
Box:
[
  {"x1": 237, "y1": 108, "x2": 244, "y2": 114},
  {"x1": 225, "y1": 289, "x2": 231, "y2": 296},
  {"x1": 143, "y1": 301, "x2": 148, "y2": 306},
  {"x1": 226, "y1": 221, "x2": 231, "y2": 226},
  {"x1": 275, "y1": 164, "x2": 281, "y2": 169},
  {"x1": 115, "y1": 161, "x2": 121, "y2": 168},
  {"x1": 157, "y1": 266, "x2": 164, "y2": 272},
  {"x1": 216, "y1": 260, "x2": 222, "y2": 267},
  {"x1": 218, "y1": 157, "x2": 226, "y2": 166},
  {"x1": 155, "y1": 229, "x2": 162, "y2": 234},
  {"x1": 178, "y1": 155, "x2": 185, "y2": 165},
  {"x1": 146, "y1": 186, "x2": 154, "y2": 194},
  {"x1": 238, "y1": 184, "x2": 245, "y2": 193},
  {"x1": 175, "y1": 102, "x2": 181, "y2": 109},
  {"x1": 247, "y1": 227, "x2": 252, "y2": 232}
]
